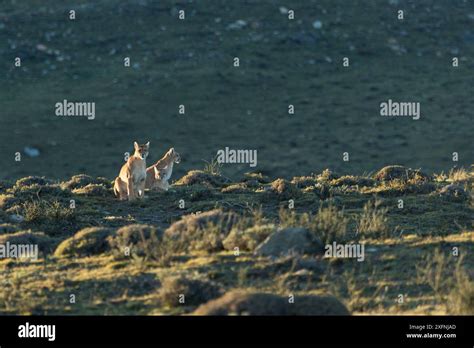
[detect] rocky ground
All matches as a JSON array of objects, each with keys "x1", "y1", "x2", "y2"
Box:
[{"x1": 0, "y1": 164, "x2": 472, "y2": 315}]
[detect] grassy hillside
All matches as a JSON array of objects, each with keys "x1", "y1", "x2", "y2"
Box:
[
  {"x1": 0, "y1": 0, "x2": 472, "y2": 316},
  {"x1": 0, "y1": 165, "x2": 472, "y2": 315}
]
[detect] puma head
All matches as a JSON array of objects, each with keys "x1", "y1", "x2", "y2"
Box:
[
  {"x1": 134, "y1": 141, "x2": 150, "y2": 160},
  {"x1": 169, "y1": 148, "x2": 181, "y2": 164}
]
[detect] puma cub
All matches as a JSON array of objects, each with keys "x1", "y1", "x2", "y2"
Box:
[
  {"x1": 145, "y1": 147, "x2": 180, "y2": 191},
  {"x1": 114, "y1": 141, "x2": 150, "y2": 201}
]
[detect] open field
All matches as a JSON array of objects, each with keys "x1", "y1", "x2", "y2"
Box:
[{"x1": 0, "y1": 0, "x2": 473, "y2": 180}]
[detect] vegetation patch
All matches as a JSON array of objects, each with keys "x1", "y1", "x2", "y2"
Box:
[
  {"x1": 54, "y1": 227, "x2": 114, "y2": 258},
  {"x1": 279, "y1": 205, "x2": 351, "y2": 244},
  {"x1": 21, "y1": 199, "x2": 76, "y2": 234},
  {"x1": 165, "y1": 209, "x2": 239, "y2": 241},
  {"x1": 72, "y1": 184, "x2": 111, "y2": 197},
  {"x1": 159, "y1": 276, "x2": 222, "y2": 308},
  {"x1": 221, "y1": 183, "x2": 250, "y2": 194},
  {"x1": 269, "y1": 179, "x2": 301, "y2": 200},
  {"x1": 223, "y1": 224, "x2": 275, "y2": 252},
  {"x1": 0, "y1": 231, "x2": 57, "y2": 255},
  {"x1": 61, "y1": 174, "x2": 111, "y2": 190},
  {"x1": 108, "y1": 224, "x2": 163, "y2": 261},
  {"x1": 176, "y1": 170, "x2": 227, "y2": 187},
  {"x1": 356, "y1": 200, "x2": 390, "y2": 239},
  {"x1": 0, "y1": 223, "x2": 21, "y2": 234}
]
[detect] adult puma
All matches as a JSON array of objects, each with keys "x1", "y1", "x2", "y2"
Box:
[
  {"x1": 114, "y1": 141, "x2": 150, "y2": 201},
  {"x1": 145, "y1": 147, "x2": 180, "y2": 191}
]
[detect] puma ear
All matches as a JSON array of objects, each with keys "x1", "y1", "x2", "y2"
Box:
[
  {"x1": 134, "y1": 141, "x2": 139, "y2": 150},
  {"x1": 145, "y1": 141, "x2": 150, "y2": 148}
]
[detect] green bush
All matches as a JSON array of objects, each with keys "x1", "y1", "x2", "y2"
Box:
[
  {"x1": 22, "y1": 200, "x2": 75, "y2": 225},
  {"x1": 279, "y1": 205, "x2": 350, "y2": 244},
  {"x1": 108, "y1": 224, "x2": 167, "y2": 263},
  {"x1": 223, "y1": 224, "x2": 275, "y2": 251},
  {"x1": 356, "y1": 200, "x2": 390, "y2": 239}
]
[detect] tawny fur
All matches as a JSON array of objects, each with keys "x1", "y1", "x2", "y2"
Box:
[
  {"x1": 145, "y1": 148, "x2": 180, "y2": 191},
  {"x1": 114, "y1": 141, "x2": 150, "y2": 201}
]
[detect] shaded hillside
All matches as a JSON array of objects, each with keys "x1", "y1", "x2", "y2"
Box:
[{"x1": 0, "y1": 0, "x2": 473, "y2": 180}]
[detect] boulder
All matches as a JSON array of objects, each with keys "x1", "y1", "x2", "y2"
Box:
[
  {"x1": 255, "y1": 227, "x2": 322, "y2": 257},
  {"x1": 374, "y1": 165, "x2": 430, "y2": 181},
  {"x1": 193, "y1": 290, "x2": 350, "y2": 315}
]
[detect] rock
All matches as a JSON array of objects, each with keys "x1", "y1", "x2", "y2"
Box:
[
  {"x1": 374, "y1": 165, "x2": 430, "y2": 181},
  {"x1": 9, "y1": 214, "x2": 24, "y2": 223},
  {"x1": 23, "y1": 146, "x2": 40, "y2": 157},
  {"x1": 227, "y1": 20, "x2": 247, "y2": 30},
  {"x1": 193, "y1": 290, "x2": 350, "y2": 315},
  {"x1": 255, "y1": 227, "x2": 323, "y2": 257},
  {"x1": 54, "y1": 227, "x2": 114, "y2": 257},
  {"x1": 312, "y1": 20, "x2": 323, "y2": 29}
]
